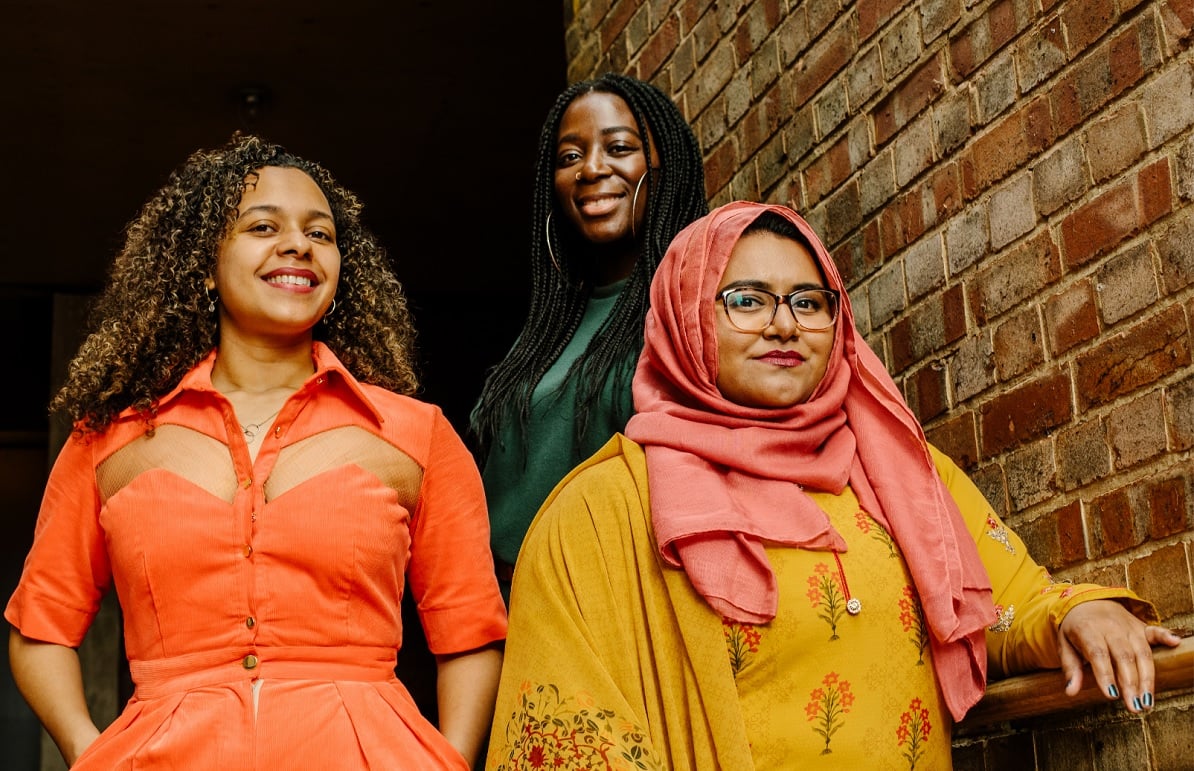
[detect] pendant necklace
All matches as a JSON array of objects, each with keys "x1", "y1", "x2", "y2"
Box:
[{"x1": 241, "y1": 409, "x2": 281, "y2": 441}]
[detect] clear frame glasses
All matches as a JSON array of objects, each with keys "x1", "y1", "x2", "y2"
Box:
[{"x1": 717, "y1": 287, "x2": 840, "y2": 333}]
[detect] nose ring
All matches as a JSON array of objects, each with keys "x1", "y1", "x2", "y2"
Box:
[{"x1": 575, "y1": 171, "x2": 582, "y2": 181}]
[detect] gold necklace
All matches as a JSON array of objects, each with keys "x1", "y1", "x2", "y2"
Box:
[{"x1": 240, "y1": 409, "x2": 281, "y2": 441}]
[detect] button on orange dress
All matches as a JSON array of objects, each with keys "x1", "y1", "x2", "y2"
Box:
[{"x1": 6, "y1": 343, "x2": 507, "y2": 770}]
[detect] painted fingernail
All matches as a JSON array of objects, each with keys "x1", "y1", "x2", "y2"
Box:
[
  {"x1": 1132, "y1": 697, "x2": 1142, "y2": 711},
  {"x1": 1108, "y1": 684, "x2": 1120, "y2": 699},
  {"x1": 1143, "y1": 693, "x2": 1154, "y2": 709}
]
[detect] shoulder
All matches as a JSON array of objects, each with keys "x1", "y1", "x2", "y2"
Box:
[{"x1": 534, "y1": 434, "x2": 649, "y2": 536}]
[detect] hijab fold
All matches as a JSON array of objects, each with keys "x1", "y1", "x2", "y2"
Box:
[{"x1": 625, "y1": 202, "x2": 995, "y2": 720}]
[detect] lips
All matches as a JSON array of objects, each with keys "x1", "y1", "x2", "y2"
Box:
[
  {"x1": 263, "y1": 268, "x2": 318, "y2": 288},
  {"x1": 758, "y1": 350, "x2": 806, "y2": 366},
  {"x1": 576, "y1": 193, "x2": 625, "y2": 218}
]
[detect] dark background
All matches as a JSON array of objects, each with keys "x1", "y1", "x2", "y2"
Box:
[{"x1": 1, "y1": 1, "x2": 568, "y2": 764}]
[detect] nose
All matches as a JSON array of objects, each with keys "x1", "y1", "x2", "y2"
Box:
[
  {"x1": 763, "y1": 301, "x2": 801, "y2": 340},
  {"x1": 278, "y1": 227, "x2": 313, "y2": 258},
  {"x1": 577, "y1": 148, "x2": 611, "y2": 181}
]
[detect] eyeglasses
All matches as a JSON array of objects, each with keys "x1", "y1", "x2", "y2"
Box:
[{"x1": 717, "y1": 287, "x2": 840, "y2": 332}]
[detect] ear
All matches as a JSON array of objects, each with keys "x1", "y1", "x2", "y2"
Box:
[{"x1": 204, "y1": 276, "x2": 216, "y2": 291}]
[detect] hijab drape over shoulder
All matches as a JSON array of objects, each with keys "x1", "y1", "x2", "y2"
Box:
[{"x1": 625, "y1": 201, "x2": 995, "y2": 720}]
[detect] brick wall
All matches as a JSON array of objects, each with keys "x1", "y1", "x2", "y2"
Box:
[{"x1": 564, "y1": 0, "x2": 1193, "y2": 767}]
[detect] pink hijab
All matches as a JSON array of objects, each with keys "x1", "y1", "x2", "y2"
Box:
[{"x1": 625, "y1": 201, "x2": 995, "y2": 720}]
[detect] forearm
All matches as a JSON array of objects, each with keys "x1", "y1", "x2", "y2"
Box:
[
  {"x1": 435, "y1": 643, "x2": 503, "y2": 766},
  {"x1": 9, "y1": 628, "x2": 100, "y2": 767}
]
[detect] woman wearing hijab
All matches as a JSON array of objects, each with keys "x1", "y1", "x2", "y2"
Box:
[{"x1": 485, "y1": 202, "x2": 1178, "y2": 769}]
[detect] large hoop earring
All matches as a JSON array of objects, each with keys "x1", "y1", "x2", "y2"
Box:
[
  {"x1": 544, "y1": 212, "x2": 564, "y2": 278},
  {"x1": 630, "y1": 171, "x2": 649, "y2": 240},
  {"x1": 205, "y1": 285, "x2": 218, "y2": 313},
  {"x1": 323, "y1": 298, "x2": 337, "y2": 319}
]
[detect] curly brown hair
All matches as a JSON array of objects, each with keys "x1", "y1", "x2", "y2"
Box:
[{"x1": 52, "y1": 133, "x2": 419, "y2": 434}]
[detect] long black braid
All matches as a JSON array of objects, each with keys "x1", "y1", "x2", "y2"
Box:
[{"x1": 470, "y1": 73, "x2": 707, "y2": 457}]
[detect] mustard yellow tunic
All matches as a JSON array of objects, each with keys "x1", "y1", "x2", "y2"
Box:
[{"x1": 487, "y1": 435, "x2": 1153, "y2": 770}]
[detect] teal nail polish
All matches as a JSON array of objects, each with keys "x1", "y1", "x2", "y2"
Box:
[
  {"x1": 1108, "y1": 684, "x2": 1120, "y2": 698},
  {"x1": 1143, "y1": 693, "x2": 1154, "y2": 708}
]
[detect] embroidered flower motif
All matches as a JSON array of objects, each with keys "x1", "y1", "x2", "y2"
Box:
[
  {"x1": 896, "y1": 696, "x2": 932, "y2": 769},
  {"x1": 805, "y1": 672, "x2": 854, "y2": 755},
  {"x1": 989, "y1": 604, "x2": 1015, "y2": 633},
  {"x1": 985, "y1": 515, "x2": 1015, "y2": 553},
  {"x1": 898, "y1": 585, "x2": 930, "y2": 665},
  {"x1": 807, "y1": 561, "x2": 847, "y2": 640},
  {"x1": 723, "y1": 621, "x2": 762, "y2": 677},
  {"x1": 855, "y1": 511, "x2": 898, "y2": 557},
  {"x1": 494, "y1": 683, "x2": 660, "y2": 771}
]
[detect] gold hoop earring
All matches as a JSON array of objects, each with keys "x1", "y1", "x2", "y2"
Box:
[
  {"x1": 575, "y1": 171, "x2": 582, "y2": 181},
  {"x1": 630, "y1": 171, "x2": 649, "y2": 240},
  {"x1": 544, "y1": 212, "x2": 564, "y2": 278}
]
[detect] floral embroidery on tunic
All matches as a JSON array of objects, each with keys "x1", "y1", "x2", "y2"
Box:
[
  {"x1": 989, "y1": 603, "x2": 1015, "y2": 633},
  {"x1": 896, "y1": 696, "x2": 932, "y2": 769},
  {"x1": 898, "y1": 585, "x2": 929, "y2": 665},
  {"x1": 494, "y1": 682, "x2": 660, "y2": 771},
  {"x1": 985, "y1": 516, "x2": 1015, "y2": 553},
  {"x1": 854, "y1": 511, "x2": 898, "y2": 557},
  {"x1": 804, "y1": 672, "x2": 854, "y2": 755},
  {"x1": 806, "y1": 562, "x2": 848, "y2": 641},
  {"x1": 723, "y1": 621, "x2": 761, "y2": 677}
]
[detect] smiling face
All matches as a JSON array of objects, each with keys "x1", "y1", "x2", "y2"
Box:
[
  {"x1": 209, "y1": 165, "x2": 340, "y2": 343},
  {"x1": 553, "y1": 91, "x2": 658, "y2": 278},
  {"x1": 714, "y1": 231, "x2": 836, "y2": 409}
]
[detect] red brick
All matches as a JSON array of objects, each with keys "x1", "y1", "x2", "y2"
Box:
[
  {"x1": 1162, "y1": 0, "x2": 1194, "y2": 42},
  {"x1": 979, "y1": 369, "x2": 1074, "y2": 455},
  {"x1": 961, "y1": 110, "x2": 1029, "y2": 198},
  {"x1": 600, "y1": 0, "x2": 639, "y2": 51},
  {"x1": 1055, "y1": 500, "x2": 1088, "y2": 566},
  {"x1": 925, "y1": 410, "x2": 980, "y2": 469},
  {"x1": 1127, "y1": 544, "x2": 1194, "y2": 619},
  {"x1": 1089, "y1": 488, "x2": 1144, "y2": 556},
  {"x1": 1074, "y1": 305, "x2": 1192, "y2": 409},
  {"x1": 794, "y1": 20, "x2": 855, "y2": 107},
  {"x1": 1146, "y1": 475, "x2": 1191, "y2": 539},
  {"x1": 888, "y1": 285, "x2": 966, "y2": 373},
  {"x1": 906, "y1": 363, "x2": 949, "y2": 422},
  {"x1": 1062, "y1": 0, "x2": 1117, "y2": 55},
  {"x1": 1060, "y1": 181, "x2": 1137, "y2": 268},
  {"x1": 704, "y1": 138, "x2": 739, "y2": 196},
  {"x1": 639, "y1": 14, "x2": 680, "y2": 80},
  {"x1": 1023, "y1": 96, "x2": 1055, "y2": 153},
  {"x1": 873, "y1": 54, "x2": 946, "y2": 146},
  {"x1": 1109, "y1": 24, "x2": 1146, "y2": 96},
  {"x1": 924, "y1": 162, "x2": 962, "y2": 225},
  {"x1": 989, "y1": 0, "x2": 1019, "y2": 49},
  {"x1": 858, "y1": 0, "x2": 902, "y2": 40},
  {"x1": 950, "y1": 24, "x2": 977, "y2": 80},
  {"x1": 1044, "y1": 279, "x2": 1100, "y2": 356},
  {"x1": 1139, "y1": 157, "x2": 1174, "y2": 226}
]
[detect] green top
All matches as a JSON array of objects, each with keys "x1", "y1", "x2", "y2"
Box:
[{"x1": 483, "y1": 280, "x2": 633, "y2": 568}]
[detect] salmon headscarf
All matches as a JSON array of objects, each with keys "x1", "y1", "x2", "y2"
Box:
[{"x1": 625, "y1": 201, "x2": 995, "y2": 720}]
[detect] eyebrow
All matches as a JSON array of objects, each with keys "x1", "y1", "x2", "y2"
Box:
[
  {"x1": 557, "y1": 126, "x2": 643, "y2": 145},
  {"x1": 719, "y1": 279, "x2": 827, "y2": 293},
  {"x1": 237, "y1": 204, "x2": 335, "y2": 223}
]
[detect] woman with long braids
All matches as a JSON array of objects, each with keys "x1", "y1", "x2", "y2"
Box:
[
  {"x1": 470, "y1": 73, "x2": 707, "y2": 595},
  {"x1": 6, "y1": 134, "x2": 506, "y2": 769}
]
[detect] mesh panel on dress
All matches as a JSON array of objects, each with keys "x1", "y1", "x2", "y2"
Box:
[
  {"x1": 96, "y1": 424, "x2": 239, "y2": 504},
  {"x1": 265, "y1": 426, "x2": 422, "y2": 509}
]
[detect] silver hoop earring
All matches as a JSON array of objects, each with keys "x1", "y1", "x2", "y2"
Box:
[
  {"x1": 323, "y1": 298, "x2": 337, "y2": 319},
  {"x1": 544, "y1": 212, "x2": 564, "y2": 278},
  {"x1": 205, "y1": 286, "x2": 217, "y2": 313},
  {"x1": 630, "y1": 172, "x2": 649, "y2": 240}
]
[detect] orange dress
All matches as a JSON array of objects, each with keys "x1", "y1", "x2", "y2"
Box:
[{"x1": 6, "y1": 344, "x2": 507, "y2": 770}]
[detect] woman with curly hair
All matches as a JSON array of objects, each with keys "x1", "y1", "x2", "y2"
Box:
[
  {"x1": 6, "y1": 134, "x2": 506, "y2": 769},
  {"x1": 470, "y1": 73, "x2": 707, "y2": 595}
]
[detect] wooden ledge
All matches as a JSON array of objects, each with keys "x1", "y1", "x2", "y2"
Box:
[{"x1": 961, "y1": 634, "x2": 1194, "y2": 727}]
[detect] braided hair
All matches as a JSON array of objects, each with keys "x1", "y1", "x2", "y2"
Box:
[
  {"x1": 470, "y1": 73, "x2": 707, "y2": 456},
  {"x1": 53, "y1": 133, "x2": 419, "y2": 435}
]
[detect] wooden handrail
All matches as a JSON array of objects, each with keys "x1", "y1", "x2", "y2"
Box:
[{"x1": 961, "y1": 634, "x2": 1194, "y2": 727}]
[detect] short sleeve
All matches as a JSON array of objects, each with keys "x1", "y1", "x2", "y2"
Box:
[
  {"x1": 406, "y1": 411, "x2": 507, "y2": 654},
  {"x1": 5, "y1": 434, "x2": 111, "y2": 646}
]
